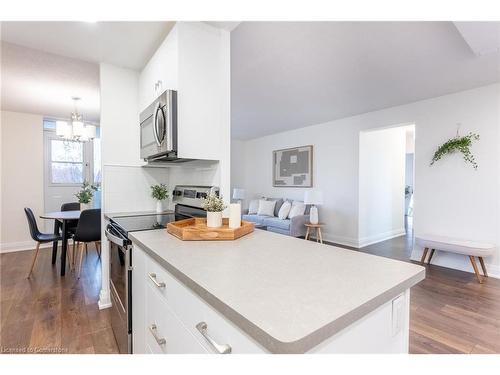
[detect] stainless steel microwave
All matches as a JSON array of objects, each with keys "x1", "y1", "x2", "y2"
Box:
[{"x1": 140, "y1": 90, "x2": 178, "y2": 161}]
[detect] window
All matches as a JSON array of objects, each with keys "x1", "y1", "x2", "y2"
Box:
[
  {"x1": 50, "y1": 139, "x2": 84, "y2": 184},
  {"x1": 43, "y1": 119, "x2": 56, "y2": 131}
]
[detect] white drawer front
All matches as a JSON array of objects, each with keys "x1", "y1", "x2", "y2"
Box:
[
  {"x1": 145, "y1": 284, "x2": 208, "y2": 354},
  {"x1": 146, "y1": 258, "x2": 170, "y2": 300},
  {"x1": 146, "y1": 256, "x2": 266, "y2": 354}
]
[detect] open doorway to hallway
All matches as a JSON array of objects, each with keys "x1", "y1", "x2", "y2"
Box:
[
  {"x1": 358, "y1": 123, "x2": 415, "y2": 260},
  {"x1": 404, "y1": 126, "x2": 415, "y2": 236}
]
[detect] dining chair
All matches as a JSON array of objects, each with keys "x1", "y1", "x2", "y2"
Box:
[
  {"x1": 72, "y1": 208, "x2": 101, "y2": 279},
  {"x1": 60, "y1": 202, "x2": 80, "y2": 266},
  {"x1": 24, "y1": 208, "x2": 62, "y2": 278},
  {"x1": 61, "y1": 202, "x2": 80, "y2": 231}
]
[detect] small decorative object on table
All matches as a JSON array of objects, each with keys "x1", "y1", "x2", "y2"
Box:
[
  {"x1": 202, "y1": 193, "x2": 226, "y2": 228},
  {"x1": 229, "y1": 203, "x2": 241, "y2": 229},
  {"x1": 75, "y1": 181, "x2": 98, "y2": 210},
  {"x1": 151, "y1": 184, "x2": 169, "y2": 213},
  {"x1": 304, "y1": 190, "x2": 323, "y2": 225}
]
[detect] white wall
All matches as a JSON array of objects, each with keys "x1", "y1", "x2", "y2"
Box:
[
  {"x1": 100, "y1": 63, "x2": 171, "y2": 212},
  {"x1": 101, "y1": 64, "x2": 142, "y2": 167},
  {"x1": 0, "y1": 111, "x2": 44, "y2": 252},
  {"x1": 230, "y1": 139, "x2": 246, "y2": 202},
  {"x1": 99, "y1": 63, "x2": 170, "y2": 309},
  {"x1": 233, "y1": 84, "x2": 500, "y2": 277},
  {"x1": 359, "y1": 126, "x2": 406, "y2": 247}
]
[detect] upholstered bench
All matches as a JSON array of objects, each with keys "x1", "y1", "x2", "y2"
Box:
[{"x1": 415, "y1": 234, "x2": 495, "y2": 283}]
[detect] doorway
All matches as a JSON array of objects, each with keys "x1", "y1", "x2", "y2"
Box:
[
  {"x1": 404, "y1": 127, "x2": 415, "y2": 235},
  {"x1": 358, "y1": 123, "x2": 415, "y2": 257},
  {"x1": 43, "y1": 119, "x2": 101, "y2": 231}
]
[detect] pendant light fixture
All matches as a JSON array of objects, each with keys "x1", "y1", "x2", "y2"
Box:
[{"x1": 56, "y1": 97, "x2": 97, "y2": 142}]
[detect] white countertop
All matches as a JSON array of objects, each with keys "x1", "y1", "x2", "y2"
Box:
[{"x1": 130, "y1": 228, "x2": 425, "y2": 353}]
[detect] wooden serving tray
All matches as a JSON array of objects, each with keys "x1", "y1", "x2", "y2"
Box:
[{"x1": 167, "y1": 217, "x2": 255, "y2": 241}]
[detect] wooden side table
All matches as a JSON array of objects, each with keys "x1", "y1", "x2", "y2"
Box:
[{"x1": 304, "y1": 223, "x2": 325, "y2": 244}]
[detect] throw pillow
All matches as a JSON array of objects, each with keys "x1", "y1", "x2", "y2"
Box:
[
  {"x1": 278, "y1": 200, "x2": 292, "y2": 220},
  {"x1": 248, "y1": 199, "x2": 259, "y2": 214},
  {"x1": 257, "y1": 200, "x2": 276, "y2": 216},
  {"x1": 266, "y1": 198, "x2": 284, "y2": 217},
  {"x1": 288, "y1": 201, "x2": 306, "y2": 219}
]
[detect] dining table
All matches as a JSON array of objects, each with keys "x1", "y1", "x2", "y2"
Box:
[{"x1": 40, "y1": 210, "x2": 81, "y2": 276}]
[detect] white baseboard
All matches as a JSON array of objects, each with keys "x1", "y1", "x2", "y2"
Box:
[
  {"x1": 0, "y1": 240, "x2": 52, "y2": 253},
  {"x1": 322, "y1": 229, "x2": 406, "y2": 249},
  {"x1": 357, "y1": 228, "x2": 406, "y2": 248},
  {"x1": 98, "y1": 288, "x2": 112, "y2": 310},
  {"x1": 411, "y1": 247, "x2": 500, "y2": 280},
  {"x1": 321, "y1": 232, "x2": 359, "y2": 248}
]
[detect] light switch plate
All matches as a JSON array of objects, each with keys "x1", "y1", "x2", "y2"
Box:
[{"x1": 391, "y1": 294, "x2": 405, "y2": 336}]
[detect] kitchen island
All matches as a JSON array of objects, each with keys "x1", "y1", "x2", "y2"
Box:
[{"x1": 129, "y1": 229, "x2": 425, "y2": 354}]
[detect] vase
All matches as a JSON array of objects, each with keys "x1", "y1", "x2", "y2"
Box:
[
  {"x1": 206, "y1": 211, "x2": 222, "y2": 228},
  {"x1": 309, "y1": 205, "x2": 319, "y2": 224},
  {"x1": 80, "y1": 202, "x2": 91, "y2": 211},
  {"x1": 156, "y1": 200, "x2": 163, "y2": 214}
]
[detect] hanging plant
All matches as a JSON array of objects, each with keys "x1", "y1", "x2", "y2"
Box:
[{"x1": 430, "y1": 132, "x2": 480, "y2": 170}]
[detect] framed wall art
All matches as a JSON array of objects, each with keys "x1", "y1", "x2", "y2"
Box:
[{"x1": 273, "y1": 145, "x2": 313, "y2": 187}]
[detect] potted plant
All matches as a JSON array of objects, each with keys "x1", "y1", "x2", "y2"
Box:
[
  {"x1": 75, "y1": 181, "x2": 99, "y2": 210},
  {"x1": 151, "y1": 184, "x2": 169, "y2": 213},
  {"x1": 430, "y1": 132, "x2": 480, "y2": 170},
  {"x1": 202, "y1": 193, "x2": 226, "y2": 228}
]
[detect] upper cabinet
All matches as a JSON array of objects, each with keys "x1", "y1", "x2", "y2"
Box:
[
  {"x1": 139, "y1": 27, "x2": 179, "y2": 111},
  {"x1": 139, "y1": 23, "x2": 230, "y2": 161}
]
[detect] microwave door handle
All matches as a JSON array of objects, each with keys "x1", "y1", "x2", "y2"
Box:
[
  {"x1": 153, "y1": 103, "x2": 161, "y2": 147},
  {"x1": 166, "y1": 91, "x2": 173, "y2": 151},
  {"x1": 157, "y1": 106, "x2": 166, "y2": 144}
]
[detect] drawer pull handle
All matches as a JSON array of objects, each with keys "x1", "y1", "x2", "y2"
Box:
[
  {"x1": 195, "y1": 322, "x2": 231, "y2": 354},
  {"x1": 149, "y1": 324, "x2": 166, "y2": 346},
  {"x1": 148, "y1": 273, "x2": 166, "y2": 288}
]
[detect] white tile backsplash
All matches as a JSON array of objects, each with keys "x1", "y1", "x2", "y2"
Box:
[
  {"x1": 103, "y1": 162, "x2": 221, "y2": 213},
  {"x1": 103, "y1": 165, "x2": 169, "y2": 213}
]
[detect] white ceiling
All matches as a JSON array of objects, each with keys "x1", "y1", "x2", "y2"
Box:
[
  {"x1": 454, "y1": 21, "x2": 500, "y2": 56},
  {"x1": 0, "y1": 21, "x2": 174, "y2": 121},
  {"x1": 231, "y1": 22, "x2": 500, "y2": 140},
  {"x1": 0, "y1": 21, "x2": 174, "y2": 70},
  {"x1": 1, "y1": 42, "x2": 100, "y2": 122}
]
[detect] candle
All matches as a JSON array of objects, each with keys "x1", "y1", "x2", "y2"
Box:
[{"x1": 229, "y1": 203, "x2": 241, "y2": 229}]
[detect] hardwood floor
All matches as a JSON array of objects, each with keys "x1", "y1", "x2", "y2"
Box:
[
  {"x1": 335, "y1": 231, "x2": 500, "y2": 354},
  {"x1": 0, "y1": 244, "x2": 118, "y2": 354},
  {"x1": 2, "y1": 230, "x2": 500, "y2": 354}
]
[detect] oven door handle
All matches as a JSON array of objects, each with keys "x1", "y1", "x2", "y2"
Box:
[{"x1": 105, "y1": 226, "x2": 127, "y2": 247}]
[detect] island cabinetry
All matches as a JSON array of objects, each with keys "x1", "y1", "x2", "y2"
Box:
[
  {"x1": 132, "y1": 244, "x2": 266, "y2": 354},
  {"x1": 145, "y1": 285, "x2": 208, "y2": 353},
  {"x1": 129, "y1": 228, "x2": 423, "y2": 354}
]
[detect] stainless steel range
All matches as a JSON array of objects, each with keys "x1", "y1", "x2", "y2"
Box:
[{"x1": 106, "y1": 185, "x2": 217, "y2": 354}]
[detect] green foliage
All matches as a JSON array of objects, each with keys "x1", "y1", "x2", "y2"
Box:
[
  {"x1": 75, "y1": 181, "x2": 99, "y2": 204},
  {"x1": 430, "y1": 132, "x2": 480, "y2": 170},
  {"x1": 151, "y1": 184, "x2": 169, "y2": 201},
  {"x1": 202, "y1": 193, "x2": 226, "y2": 212}
]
